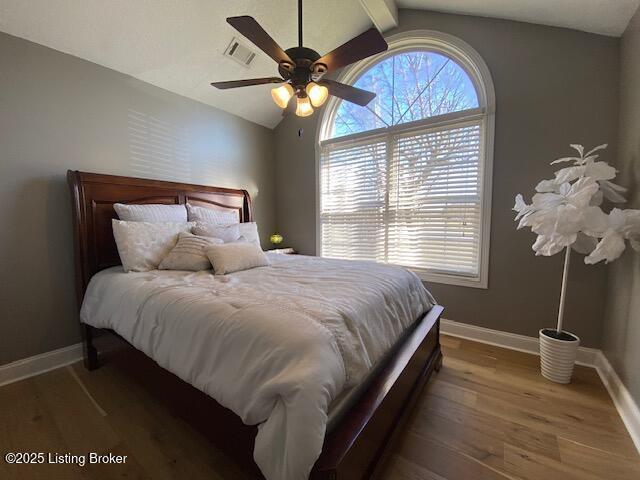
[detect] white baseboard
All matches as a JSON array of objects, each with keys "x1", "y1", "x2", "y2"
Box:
[
  {"x1": 440, "y1": 318, "x2": 599, "y2": 366},
  {"x1": 0, "y1": 343, "x2": 83, "y2": 387},
  {"x1": 593, "y1": 351, "x2": 640, "y2": 453},
  {"x1": 440, "y1": 318, "x2": 640, "y2": 454}
]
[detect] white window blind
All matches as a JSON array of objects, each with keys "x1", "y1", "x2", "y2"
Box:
[
  {"x1": 320, "y1": 120, "x2": 484, "y2": 279},
  {"x1": 320, "y1": 137, "x2": 388, "y2": 261}
]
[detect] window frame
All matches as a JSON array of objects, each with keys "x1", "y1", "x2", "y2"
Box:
[{"x1": 316, "y1": 30, "x2": 495, "y2": 289}]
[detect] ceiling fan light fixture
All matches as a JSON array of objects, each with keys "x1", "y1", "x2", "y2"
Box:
[
  {"x1": 306, "y1": 82, "x2": 329, "y2": 107},
  {"x1": 212, "y1": 1, "x2": 388, "y2": 117},
  {"x1": 271, "y1": 83, "x2": 294, "y2": 109},
  {"x1": 295, "y1": 95, "x2": 314, "y2": 117}
]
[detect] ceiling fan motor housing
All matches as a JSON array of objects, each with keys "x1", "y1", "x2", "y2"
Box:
[{"x1": 279, "y1": 46, "x2": 326, "y2": 95}]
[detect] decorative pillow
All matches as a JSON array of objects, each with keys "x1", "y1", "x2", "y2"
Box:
[
  {"x1": 192, "y1": 221, "x2": 241, "y2": 243},
  {"x1": 237, "y1": 222, "x2": 261, "y2": 247},
  {"x1": 158, "y1": 232, "x2": 223, "y2": 271},
  {"x1": 112, "y1": 220, "x2": 193, "y2": 272},
  {"x1": 205, "y1": 242, "x2": 270, "y2": 275},
  {"x1": 114, "y1": 203, "x2": 187, "y2": 223},
  {"x1": 186, "y1": 203, "x2": 239, "y2": 224}
]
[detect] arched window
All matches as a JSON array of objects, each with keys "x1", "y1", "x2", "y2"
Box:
[{"x1": 318, "y1": 31, "x2": 495, "y2": 288}]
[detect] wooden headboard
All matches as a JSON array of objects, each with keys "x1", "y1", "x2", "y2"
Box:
[{"x1": 67, "y1": 170, "x2": 252, "y2": 307}]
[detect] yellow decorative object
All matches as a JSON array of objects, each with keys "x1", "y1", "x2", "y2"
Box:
[{"x1": 270, "y1": 233, "x2": 283, "y2": 245}]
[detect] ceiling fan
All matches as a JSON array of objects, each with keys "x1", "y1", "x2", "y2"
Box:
[{"x1": 211, "y1": 0, "x2": 388, "y2": 117}]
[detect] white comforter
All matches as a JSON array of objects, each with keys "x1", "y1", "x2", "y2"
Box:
[{"x1": 80, "y1": 254, "x2": 435, "y2": 480}]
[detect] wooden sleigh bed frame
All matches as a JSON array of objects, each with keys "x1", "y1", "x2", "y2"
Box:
[{"x1": 67, "y1": 169, "x2": 443, "y2": 479}]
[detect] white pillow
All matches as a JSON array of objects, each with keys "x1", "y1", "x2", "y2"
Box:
[
  {"x1": 158, "y1": 232, "x2": 223, "y2": 271},
  {"x1": 186, "y1": 203, "x2": 239, "y2": 224},
  {"x1": 237, "y1": 222, "x2": 261, "y2": 247},
  {"x1": 205, "y1": 242, "x2": 270, "y2": 275},
  {"x1": 112, "y1": 220, "x2": 193, "y2": 272},
  {"x1": 192, "y1": 222, "x2": 241, "y2": 243},
  {"x1": 114, "y1": 203, "x2": 187, "y2": 223}
]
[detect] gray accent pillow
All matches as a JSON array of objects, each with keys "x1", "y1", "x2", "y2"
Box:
[
  {"x1": 159, "y1": 232, "x2": 224, "y2": 271},
  {"x1": 205, "y1": 243, "x2": 270, "y2": 275}
]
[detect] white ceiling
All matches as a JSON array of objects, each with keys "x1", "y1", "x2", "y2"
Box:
[
  {"x1": 1, "y1": 1, "x2": 638, "y2": 129},
  {"x1": 0, "y1": 0, "x2": 372, "y2": 129},
  {"x1": 398, "y1": 0, "x2": 640, "y2": 37}
]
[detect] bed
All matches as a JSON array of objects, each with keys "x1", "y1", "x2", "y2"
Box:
[{"x1": 67, "y1": 170, "x2": 444, "y2": 480}]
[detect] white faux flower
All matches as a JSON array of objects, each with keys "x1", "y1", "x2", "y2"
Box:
[
  {"x1": 550, "y1": 143, "x2": 608, "y2": 165},
  {"x1": 600, "y1": 180, "x2": 627, "y2": 203},
  {"x1": 585, "y1": 231, "x2": 626, "y2": 264},
  {"x1": 513, "y1": 143, "x2": 640, "y2": 263},
  {"x1": 534, "y1": 143, "x2": 625, "y2": 203},
  {"x1": 515, "y1": 177, "x2": 600, "y2": 255},
  {"x1": 622, "y1": 209, "x2": 640, "y2": 238},
  {"x1": 584, "y1": 209, "x2": 626, "y2": 264}
]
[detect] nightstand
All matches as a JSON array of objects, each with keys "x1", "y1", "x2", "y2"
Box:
[{"x1": 267, "y1": 247, "x2": 297, "y2": 254}]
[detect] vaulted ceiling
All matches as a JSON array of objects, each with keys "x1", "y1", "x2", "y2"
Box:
[
  {"x1": 397, "y1": 0, "x2": 640, "y2": 37},
  {"x1": 1, "y1": 0, "x2": 638, "y2": 129}
]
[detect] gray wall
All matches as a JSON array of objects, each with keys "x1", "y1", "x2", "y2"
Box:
[
  {"x1": 274, "y1": 10, "x2": 619, "y2": 347},
  {"x1": 0, "y1": 32, "x2": 275, "y2": 365},
  {"x1": 603, "y1": 6, "x2": 640, "y2": 403}
]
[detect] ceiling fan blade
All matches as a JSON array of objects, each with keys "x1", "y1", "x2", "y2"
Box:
[
  {"x1": 210, "y1": 77, "x2": 284, "y2": 89},
  {"x1": 313, "y1": 28, "x2": 388, "y2": 72},
  {"x1": 227, "y1": 16, "x2": 294, "y2": 66},
  {"x1": 320, "y1": 79, "x2": 376, "y2": 106}
]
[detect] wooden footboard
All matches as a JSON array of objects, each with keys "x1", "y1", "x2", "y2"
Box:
[{"x1": 312, "y1": 305, "x2": 443, "y2": 479}]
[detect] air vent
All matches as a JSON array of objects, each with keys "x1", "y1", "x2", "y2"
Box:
[{"x1": 224, "y1": 37, "x2": 256, "y2": 68}]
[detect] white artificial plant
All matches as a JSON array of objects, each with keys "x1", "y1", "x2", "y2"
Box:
[
  {"x1": 514, "y1": 143, "x2": 640, "y2": 264},
  {"x1": 513, "y1": 144, "x2": 640, "y2": 334}
]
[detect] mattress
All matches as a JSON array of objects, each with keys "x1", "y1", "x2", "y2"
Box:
[{"x1": 80, "y1": 253, "x2": 435, "y2": 480}]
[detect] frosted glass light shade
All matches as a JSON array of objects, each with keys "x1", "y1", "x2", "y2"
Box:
[
  {"x1": 271, "y1": 84, "x2": 294, "y2": 109},
  {"x1": 295, "y1": 96, "x2": 314, "y2": 117},
  {"x1": 306, "y1": 82, "x2": 329, "y2": 107}
]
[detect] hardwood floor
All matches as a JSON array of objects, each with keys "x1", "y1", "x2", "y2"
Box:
[
  {"x1": 376, "y1": 336, "x2": 640, "y2": 480},
  {"x1": 1, "y1": 335, "x2": 638, "y2": 479}
]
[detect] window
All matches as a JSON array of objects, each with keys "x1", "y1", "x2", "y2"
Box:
[{"x1": 318, "y1": 31, "x2": 495, "y2": 288}]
